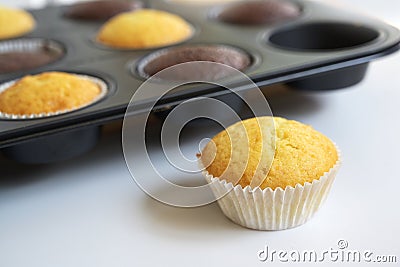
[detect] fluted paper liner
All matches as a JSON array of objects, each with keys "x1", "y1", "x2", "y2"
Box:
[
  {"x1": 202, "y1": 147, "x2": 341, "y2": 230},
  {"x1": 0, "y1": 38, "x2": 64, "y2": 56}
]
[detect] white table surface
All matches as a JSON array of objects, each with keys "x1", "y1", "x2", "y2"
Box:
[{"x1": 1, "y1": 1, "x2": 400, "y2": 266}]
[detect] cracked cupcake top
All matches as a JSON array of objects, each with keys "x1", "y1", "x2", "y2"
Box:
[
  {"x1": 0, "y1": 72, "x2": 102, "y2": 116},
  {"x1": 200, "y1": 116, "x2": 338, "y2": 190}
]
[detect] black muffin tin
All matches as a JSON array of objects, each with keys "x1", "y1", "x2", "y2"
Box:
[{"x1": 0, "y1": 0, "x2": 399, "y2": 163}]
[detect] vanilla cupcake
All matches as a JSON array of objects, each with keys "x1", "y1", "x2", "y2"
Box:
[
  {"x1": 0, "y1": 72, "x2": 106, "y2": 119},
  {"x1": 199, "y1": 116, "x2": 341, "y2": 230},
  {"x1": 96, "y1": 9, "x2": 193, "y2": 49},
  {"x1": 0, "y1": 5, "x2": 35, "y2": 40}
]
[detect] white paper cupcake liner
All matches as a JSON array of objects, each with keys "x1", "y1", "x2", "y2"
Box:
[
  {"x1": 202, "y1": 147, "x2": 342, "y2": 230},
  {"x1": 0, "y1": 38, "x2": 64, "y2": 55},
  {"x1": 0, "y1": 38, "x2": 65, "y2": 75},
  {"x1": 0, "y1": 74, "x2": 108, "y2": 120}
]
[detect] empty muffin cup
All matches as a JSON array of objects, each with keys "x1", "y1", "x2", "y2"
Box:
[
  {"x1": 215, "y1": 0, "x2": 301, "y2": 25},
  {"x1": 136, "y1": 44, "x2": 252, "y2": 81},
  {"x1": 269, "y1": 22, "x2": 379, "y2": 90},
  {"x1": 64, "y1": 0, "x2": 143, "y2": 21},
  {"x1": 269, "y1": 22, "x2": 379, "y2": 51},
  {"x1": 0, "y1": 38, "x2": 64, "y2": 74}
]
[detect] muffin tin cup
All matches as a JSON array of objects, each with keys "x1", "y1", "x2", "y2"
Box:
[
  {"x1": 268, "y1": 22, "x2": 380, "y2": 51},
  {"x1": 0, "y1": 72, "x2": 109, "y2": 163},
  {"x1": 201, "y1": 146, "x2": 342, "y2": 231},
  {"x1": 0, "y1": 73, "x2": 108, "y2": 120},
  {"x1": 287, "y1": 63, "x2": 369, "y2": 91},
  {"x1": 0, "y1": 38, "x2": 65, "y2": 75},
  {"x1": 1, "y1": 125, "x2": 101, "y2": 164}
]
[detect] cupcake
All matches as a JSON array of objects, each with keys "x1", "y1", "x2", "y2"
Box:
[
  {"x1": 0, "y1": 71, "x2": 106, "y2": 118},
  {"x1": 96, "y1": 9, "x2": 193, "y2": 49},
  {"x1": 138, "y1": 44, "x2": 251, "y2": 80},
  {"x1": 217, "y1": 0, "x2": 300, "y2": 25},
  {"x1": 64, "y1": 0, "x2": 143, "y2": 21},
  {"x1": 0, "y1": 39, "x2": 64, "y2": 74},
  {"x1": 199, "y1": 116, "x2": 341, "y2": 230},
  {"x1": 0, "y1": 5, "x2": 35, "y2": 40}
]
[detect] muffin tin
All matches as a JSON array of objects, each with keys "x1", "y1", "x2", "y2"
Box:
[{"x1": 0, "y1": 0, "x2": 399, "y2": 163}]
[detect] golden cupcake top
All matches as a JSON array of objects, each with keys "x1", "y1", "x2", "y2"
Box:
[
  {"x1": 0, "y1": 5, "x2": 35, "y2": 39},
  {"x1": 96, "y1": 9, "x2": 193, "y2": 49},
  {"x1": 200, "y1": 116, "x2": 338, "y2": 190},
  {"x1": 0, "y1": 72, "x2": 102, "y2": 116}
]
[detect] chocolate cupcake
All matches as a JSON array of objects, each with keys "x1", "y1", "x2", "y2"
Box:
[
  {"x1": 217, "y1": 0, "x2": 300, "y2": 25},
  {"x1": 64, "y1": 0, "x2": 143, "y2": 21},
  {"x1": 0, "y1": 39, "x2": 64, "y2": 74},
  {"x1": 137, "y1": 44, "x2": 251, "y2": 81}
]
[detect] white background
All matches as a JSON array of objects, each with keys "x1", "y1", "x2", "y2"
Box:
[{"x1": 0, "y1": 0, "x2": 399, "y2": 266}]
